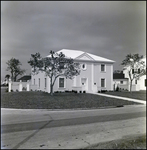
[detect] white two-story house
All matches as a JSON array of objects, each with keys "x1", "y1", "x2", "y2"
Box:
[
  {"x1": 31, "y1": 49, "x2": 115, "y2": 93},
  {"x1": 123, "y1": 55, "x2": 146, "y2": 91}
]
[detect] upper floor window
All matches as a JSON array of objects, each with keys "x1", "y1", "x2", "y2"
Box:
[
  {"x1": 101, "y1": 64, "x2": 106, "y2": 72},
  {"x1": 82, "y1": 63, "x2": 87, "y2": 70},
  {"x1": 132, "y1": 68, "x2": 140, "y2": 74},
  {"x1": 120, "y1": 81, "x2": 123, "y2": 84}
]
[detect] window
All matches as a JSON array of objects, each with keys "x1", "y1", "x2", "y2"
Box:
[
  {"x1": 138, "y1": 69, "x2": 140, "y2": 73},
  {"x1": 59, "y1": 62, "x2": 64, "y2": 69},
  {"x1": 120, "y1": 81, "x2": 123, "y2": 84},
  {"x1": 38, "y1": 78, "x2": 40, "y2": 88},
  {"x1": 45, "y1": 78, "x2": 47, "y2": 88},
  {"x1": 82, "y1": 63, "x2": 86, "y2": 70},
  {"x1": 59, "y1": 78, "x2": 64, "y2": 88},
  {"x1": 101, "y1": 78, "x2": 105, "y2": 87},
  {"x1": 34, "y1": 79, "x2": 35, "y2": 85},
  {"x1": 101, "y1": 64, "x2": 105, "y2": 72},
  {"x1": 135, "y1": 80, "x2": 137, "y2": 84},
  {"x1": 132, "y1": 69, "x2": 134, "y2": 74}
]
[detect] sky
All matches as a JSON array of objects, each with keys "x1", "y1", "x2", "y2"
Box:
[{"x1": 1, "y1": 1, "x2": 146, "y2": 80}]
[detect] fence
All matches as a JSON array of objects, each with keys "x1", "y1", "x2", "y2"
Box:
[{"x1": 8, "y1": 79, "x2": 37, "y2": 92}]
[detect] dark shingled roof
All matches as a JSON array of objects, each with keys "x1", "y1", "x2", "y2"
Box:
[
  {"x1": 113, "y1": 73, "x2": 126, "y2": 79},
  {"x1": 17, "y1": 75, "x2": 31, "y2": 82}
]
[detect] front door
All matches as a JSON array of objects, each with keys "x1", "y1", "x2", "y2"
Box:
[{"x1": 81, "y1": 78, "x2": 88, "y2": 91}]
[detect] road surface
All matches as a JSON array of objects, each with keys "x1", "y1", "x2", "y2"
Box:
[{"x1": 1, "y1": 105, "x2": 146, "y2": 149}]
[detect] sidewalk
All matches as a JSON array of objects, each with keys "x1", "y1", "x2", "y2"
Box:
[{"x1": 88, "y1": 92, "x2": 146, "y2": 105}]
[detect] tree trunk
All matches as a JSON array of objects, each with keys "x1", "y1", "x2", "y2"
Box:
[
  {"x1": 14, "y1": 76, "x2": 17, "y2": 82},
  {"x1": 50, "y1": 77, "x2": 53, "y2": 95},
  {"x1": 130, "y1": 80, "x2": 132, "y2": 92}
]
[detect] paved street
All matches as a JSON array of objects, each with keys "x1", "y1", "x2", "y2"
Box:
[{"x1": 1, "y1": 105, "x2": 146, "y2": 149}]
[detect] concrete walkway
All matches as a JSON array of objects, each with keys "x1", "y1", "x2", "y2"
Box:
[{"x1": 88, "y1": 92, "x2": 146, "y2": 105}]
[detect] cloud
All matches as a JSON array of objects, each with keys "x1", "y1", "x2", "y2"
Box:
[{"x1": 1, "y1": 1, "x2": 146, "y2": 80}]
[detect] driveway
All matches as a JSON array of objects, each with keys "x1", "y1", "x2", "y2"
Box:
[{"x1": 1, "y1": 105, "x2": 146, "y2": 149}]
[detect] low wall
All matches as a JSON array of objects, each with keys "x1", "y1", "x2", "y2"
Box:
[
  {"x1": 9, "y1": 80, "x2": 38, "y2": 92},
  {"x1": 72, "y1": 86, "x2": 82, "y2": 92},
  {"x1": 119, "y1": 84, "x2": 129, "y2": 91},
  {"x1": 30, "y1": 85, "x2": 38, "y2": 91}
]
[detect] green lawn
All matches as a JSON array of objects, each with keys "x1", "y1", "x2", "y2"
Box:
[
  {"x1": 1, "y1": 88, "x2": 142, "y2": 109},
  {"x1": 105, "y1": 91, "x2": 146, "y2": 101}
]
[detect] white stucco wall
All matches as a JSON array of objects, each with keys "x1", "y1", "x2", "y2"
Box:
[{"x1": 31, "y1": 60, "x2": 114, "y2": 93}]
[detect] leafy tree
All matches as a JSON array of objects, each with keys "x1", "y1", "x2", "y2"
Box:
[
  {"x1": 5, "y1": 74, "x2": 10, "y2": 80},
  {"x1": 28, "y1": 51, "x2": 81, "y2": 95},
  {"x1": 6, "y1": 58, "x2": 25, "y2": 81},
  {"x1": 121, "y1": 54, "x2": 146, "y2": 92}
]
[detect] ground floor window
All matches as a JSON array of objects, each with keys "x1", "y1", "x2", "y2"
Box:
[
  {"x1": 59, "y1": 78, "x2": 64, "y2": 88},
  {"x1": 45, "y1": 78, "x2": 47, "y2": 88},
  {"x1": 101, "y1": 78, "x2": 105, "y2": 87},
  {"x1": 39, "y1": 78, "x2": 40, "y2": 88}
]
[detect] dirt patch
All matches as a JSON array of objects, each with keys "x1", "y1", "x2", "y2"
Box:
[{"x1": 82, "y1": 134, "x2": 146, "y2": 149}]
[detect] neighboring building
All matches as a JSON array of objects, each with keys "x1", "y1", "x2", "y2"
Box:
[
  {"x1": 31, "y1": 49, "x2": 115, "y2": 93},
  {"x1": 17, "y1": 75, "x2": 31, "y2": 82},
  {"x1": 123, "y1": 56, "x2": 146, "y2": 91},
  {"x1": 113, "y1": 72, "x2": 129, "y2": 91}
]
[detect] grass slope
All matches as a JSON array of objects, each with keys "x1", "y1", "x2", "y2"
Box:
[{"x1": 1, "y1": 90, "x2": 141, "y2": 109}]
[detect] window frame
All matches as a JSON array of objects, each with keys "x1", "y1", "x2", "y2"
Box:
[
  {"x1": 45, "y1": 78, "x2": 47, "y2": 88},
  {"x1": 101, "y1": 78, "x2": 105, "y2": 88},
  {"x1": 101, "y1": 64, "x2": 106, "y2": 72},
  {"x1": 81, "y1": 63, "x2": 87, "y2": 70},
  {"x1": 38, "y1": 78, "x2": 40, "y2": 88},
  {"x1": 59, "y1": 77, "x2": 65, "y2": 88}
]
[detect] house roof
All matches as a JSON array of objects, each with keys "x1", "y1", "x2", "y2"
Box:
[
  {"x1": 47, "y1": 49, "x2": 115, "y2": 63},
  {"x1": 17, "y1": 75, "x2": 31, "y2": 81},
  {"x1": 113, "y1": 73, "x2": 128, "y2": 79}
]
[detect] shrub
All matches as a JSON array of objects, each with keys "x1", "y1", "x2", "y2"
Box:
[
  {"x1": 98, "y1": 91, "x2": 101, "y2": 93},
  {"x1": 31, "y1": 89, "x2": 33, "y2": 91},
  {"x1": 83, "y1": 91, "x2": 86, "y2": 93},
  {"x1": 79, "y1": 91, "x2": 82, "y2": 93},
  {"x1": 5, "y1": 88, "x2": 8, "y2": 92},
  {"x1": 101, "y1": 90, "x2": 106, "y2": 93},
  {"x1": 11, "y1": 89, "x2": 13, "y2": 92},
  {"x1": 72, "y1": 90, "x2": 77, "y2": 93},
  {"x1": 115, "y1": 86, "x2": 119, "y2": 91},
  {"x1": 16, "y1": 89, "x2": 18, "y2": 92},
  {"x1": 65, "y1": 90, "x2": 69, "y2": 93},
  {"x1": 22, "y1": 87, "x2": 26, "y2": 91}
]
